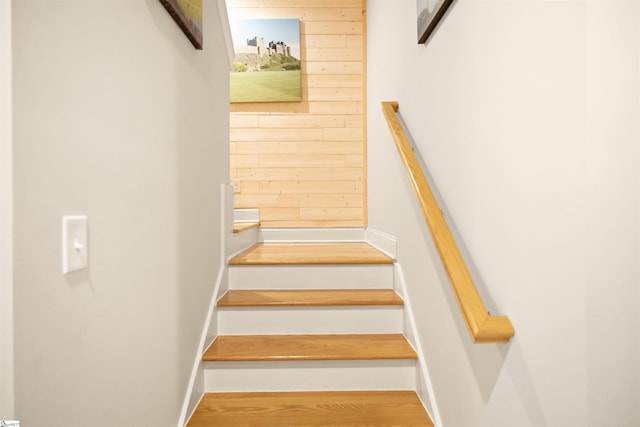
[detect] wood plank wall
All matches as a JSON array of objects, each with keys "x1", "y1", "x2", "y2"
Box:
[{"x1": 229, "y1": 0, "x2": 366, "y2": 228}]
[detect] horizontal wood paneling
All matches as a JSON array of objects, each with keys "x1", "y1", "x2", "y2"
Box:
[
  {"x1": 257, "y1": 115, "x2": 346, "y2": 128},
  {"x1": 231, "y1": 128, "x2": 364, "y2": 142},
  {"x1": 257, "y1": 154, "x2": 356, "y2": 167},
  {"x1": 300, "y1": 207, "x2": 363, "y2": 220},
  {"x1": 239, "y1": 180, "x2": 363, "y2": 194},
  {"x1": 303, "y1": 61, "x2": 362, "y2": 74},
  {"x1": 301, "y1": 35, "x2": 363, "y2": 49},
  {"x1": 231, "y1": 101, "x2": 363, "y2": 115},
  {"x1": 238, "y1": 8, "x2": 362, "y2": 21},
  {"x1": 232, "y1": 141, "x2": 363, "y2": 155},
  {"x1": 229, "y1": 115, "x2": 260, "y2": 128},
  {"x1": 233, "y1": 167, "x2": 362, "y2": 181},
  {"x1": 303, "y1": 48, "x2": 363, "y2": 61},
  {"x1": 303, "y1": 74, "x2": 363, "y2": 87},
  {"x1": 303, "y1": 87, "x2": 363, "y2": 101},
  {"x1": 231, "y1": 0, "x2": 361, "y2": 8},
  {"x1": 303, "y1": 21, "x2": 362, "y2": 35},
  {"x1": 227, "y1": 0, "x2": 362, "y2": 7},
  {"x1": 229, "y1": 0, "x2": 365, "y2": 227},
  {"x1": 231, "y1": 128, "x2": 324, "y2": 142},
  {"x1": 235, "y1": 194, "x2": 363, "y2": 208}
]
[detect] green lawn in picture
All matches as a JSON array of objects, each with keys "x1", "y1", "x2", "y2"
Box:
[{"x1": 230, "y1": 70, "x2": 301, "y2": 103}]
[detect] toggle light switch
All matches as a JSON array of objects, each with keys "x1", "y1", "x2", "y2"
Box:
[{"x1": 62, "y1": 215, "x2": 88, "y2": 274}]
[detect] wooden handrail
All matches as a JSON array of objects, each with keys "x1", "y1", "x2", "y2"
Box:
[{"x1": 381, "y1": 101, "x2": 514, "y2": 343}]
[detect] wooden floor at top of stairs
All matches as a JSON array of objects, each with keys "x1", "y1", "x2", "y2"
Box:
[
  {"x1": 186, "y1": 390, "x2": 434, "y2": 427},
  {"x1": 228, "y1": 242, "x2": 394, "y2": 265},
  {"x1": 233, "y1": 221, "x2": 260, "y2": 233},
  {"x1": 217, "y1": 289, "x2": 404, "y2": 307},
  {"x1": 203, "y1": 334, "x2": 417, "y2": 361}
]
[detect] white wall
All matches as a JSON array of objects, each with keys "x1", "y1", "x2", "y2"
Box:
[
  {"x1": 367, "y1": 1, "x2": 640, "y2": 425},
  {"x1": 12, "y1": 0, "x2": 229, "y2": 425},
  {"x1": 0, "y1": 0, "x2": 14, "y2": 419}
]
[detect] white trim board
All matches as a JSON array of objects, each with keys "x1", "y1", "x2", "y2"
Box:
[
  {"x1": 394, "y1": 264, "x2": 442, "y2": 427},
  {"x1": 365, "y1": 228, "x2": 397, "y2": 259},
  {"x1": 233, "y1": 208, "x2": 259, "y2": 223},
  {"x1": 228, "y1": 197, "x2": 260, "y2": 261},
  {"x1": 0, "y1": 0, "x2": 14, "y2": 417},
  {"x1": 217, "y1": 0, "x2": 234, "y2": 70},
  {"x1": 177, "y1": 184, "x2": 233, "y2": 427},
  {"x1": 256, "y1": 229, "x2": 397, "y2": 252}
]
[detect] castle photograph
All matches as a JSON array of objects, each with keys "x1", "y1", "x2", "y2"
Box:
[{"x1": 230, "y1": 19, "x2": 301, "y2": 103}]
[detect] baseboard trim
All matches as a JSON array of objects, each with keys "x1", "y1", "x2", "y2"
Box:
[
  {"x1": 227, "y1": 229, "x2": 259, "y2": 262},
  {"x1": 177, "y1": 263, "x2": 226, "y2": 427},
  {"x1": 394, "y1": 263, "x2": 442, "y2": 427},
  {"x1": 177, "y1": 184, "x2": 233, "y2": 427},
  {"x1": 227, "y1": 187, "x2": 259, "y2": 261},
  {"x1": 365, "y1": 228, "x2": 397, "y2": 259}
]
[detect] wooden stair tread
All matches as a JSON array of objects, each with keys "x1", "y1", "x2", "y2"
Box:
[
  {"x1": 203, "y1": 334, "x2": 417, "y2": 361},
  {"x1": 186, "y1": 390, "x2": 434, "y2": 426},
  {"x1": 229, "y1": 242, "x2": 394, "y2": 265},
  {"x1": 232, "y1": 221, "x2": 260, "y2": 233},
  {"x1": 218, "y1": 289, "x2": 404, "y2": 307}
]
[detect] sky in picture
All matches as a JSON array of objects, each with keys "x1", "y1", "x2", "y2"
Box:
[{"x1": 231, "y1": 19, "x2": 301, "y2": 59}]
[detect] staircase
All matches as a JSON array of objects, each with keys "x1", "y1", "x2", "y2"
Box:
[{"x1": 186, "y1": 237, "x2": 434, "y2": 426}]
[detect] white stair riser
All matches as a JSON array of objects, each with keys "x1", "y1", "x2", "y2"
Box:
[
  {"x1": 203, "y1": 360, "x2": 416, "y2": 392},
  {"x1": 218, "y1": 306, "x2": 404, "y2": 335},
  {"x1": 259, "y1": 227, "x2": 366, "y2": 242},
  {"x1": 234, "y1": 208, "x2": 260, "y2": 222},
  {"x1": 229, "y1": 265, "x2": 394, "y2": 290}
]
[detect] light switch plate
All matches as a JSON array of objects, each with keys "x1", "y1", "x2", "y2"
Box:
[{"x1": 62, "y1": 215, "x2": 87, "y2": 274}]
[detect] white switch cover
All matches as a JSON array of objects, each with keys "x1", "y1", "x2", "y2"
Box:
[{"x1": 62, "y1": 215, "x2": 88, "y2": 274}]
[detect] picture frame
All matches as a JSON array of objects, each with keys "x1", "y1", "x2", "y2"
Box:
[
  {"x1": 417, "y1": 0, "x2": 455, "y2": 44},
  {"x1": 229, "y1": 19, "x2": 301, "y2": 103},
  {"x1": 158, "y1": 0, "x2": 203, "y2": 49}
]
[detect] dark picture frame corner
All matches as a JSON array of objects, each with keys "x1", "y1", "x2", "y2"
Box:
[
  {"x1": 158, "y1": 0, "x2": 203, "y2": 50},
  {"x1": 417, "y1": 0, "x2": 455, "y2": 45}
]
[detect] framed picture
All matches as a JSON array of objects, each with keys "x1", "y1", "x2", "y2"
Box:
[
  {"x1": 230, "y1": 19, "x2": 301, "y2": 103},
  {"x1": 158, "y1": 0, "x2": 203, "y2": 49},
  {"x1": 417, "y1": 0, "x2": 454, "y2": 44}
]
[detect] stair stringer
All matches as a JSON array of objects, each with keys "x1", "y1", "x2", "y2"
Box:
[
  {"x1": 365, "y1": 228, "x2": 443, "y2": 427},
  {"x1": 177, "y1": 184, "x2": 260, "y2": 427},
  {"x1": 394, "y1": 263, "x2": 443, "y2": 427}
]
